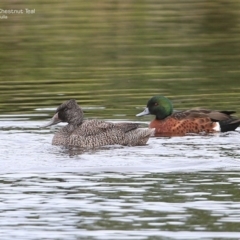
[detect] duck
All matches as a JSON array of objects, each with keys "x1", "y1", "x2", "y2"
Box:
[
  {"x1": 42, "y1": 99, "x2": 154, "y2": 148},
  {"x1": 136, "y1": 95, "x2": 240, "y2": 136}
]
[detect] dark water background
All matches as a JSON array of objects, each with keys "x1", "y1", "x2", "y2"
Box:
[
  {"x1": 1, "y1": 0, "x2": 240, "y2": 117},
  {"x1": 1, "y1": 1, "x2": 240, "y2": 239}
]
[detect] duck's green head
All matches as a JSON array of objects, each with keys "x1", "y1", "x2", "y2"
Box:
[{"x1": 136, "y1": 96, "x2": 173, "y2": 120}]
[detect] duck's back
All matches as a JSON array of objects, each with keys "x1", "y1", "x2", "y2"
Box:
[
  {"x1": 68, "y1": 119, "x2": 153, "y2": 148},
  {"x1": 151, "y1": 109, "x2": 240, "y2": 135},
  {"x1": 69, "y1": 119, "x2": 123, "y2": 148}
]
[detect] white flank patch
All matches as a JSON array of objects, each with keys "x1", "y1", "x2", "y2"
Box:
[
  {"x1": 213, "y1": 122, "x2": 221, "y2": 132},
  {"x1": 150, "y1": 128, "x2": 156, "y2": 136}
]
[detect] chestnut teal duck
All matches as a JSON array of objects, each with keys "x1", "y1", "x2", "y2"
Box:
[
  {"x1": 136, "y1": 95, "x2": 240, "y2": 136},
  {"x1": 43, "y1": 99, "x2": 154, "y2": 148}
]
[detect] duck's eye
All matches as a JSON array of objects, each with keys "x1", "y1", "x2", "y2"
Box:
[{"x1": 154, "y1": 102, "x2": 158, "y2": 106}]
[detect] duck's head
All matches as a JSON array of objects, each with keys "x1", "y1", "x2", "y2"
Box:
[
  {"x1": 136, "y1": 96, "x2": 173, "y2": 120},
  {"x1": 42, "y1": 99, "x2": 84, "y2": 127}
]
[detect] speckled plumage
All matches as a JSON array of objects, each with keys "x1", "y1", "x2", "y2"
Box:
[
  {"x1": 149, "y1": 112, "x2": 219, "y2": 135},
  {"x1": 137, "y1": 96, "x2": 240, "y2": 136},
  {"x1": 44, "y1": 99, "x2": 154, "y2": 148}
]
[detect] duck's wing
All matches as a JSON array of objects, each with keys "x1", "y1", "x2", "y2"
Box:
[
  {"x1": 190, "y1": 108, "x2": 236, "y2": 115},
  {"x1": 172, "y1": 109, "x2": 237, "y2": 121},
  {"x1": 76, "y1": 120, "x2": 140, "y2": 136},
  {"x1": 73, "y1": 119, "x2": 116, "y2": 137},
  {"x1": 114, "y1": 122, "x2": 140, "y2": 133},
  {"x1": 69, "y1": 120, "x2": 149, "y2": 147},
  {"x1": 69, "y1": 119, "x2": 136, "y2": 148},
  {"x1": 171, "y1": 110, "x2": 207, "y2": 120}
]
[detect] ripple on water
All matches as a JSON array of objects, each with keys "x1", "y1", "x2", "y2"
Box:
[
  {"x1": 1, "y1": 120, "x2": 240, "y2": 239},
  {"x1": 1, "y1": 121, "x2": 240, "y2": 173},
  {"x1": 0, "y1": 172, "x2": 240, "y2": 239}
]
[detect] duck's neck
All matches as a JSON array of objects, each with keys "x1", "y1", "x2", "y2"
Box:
[
  {"x1": 155, "y1": 109, "x2": 171, "y2": 120},
  {"x1": 61, "y1": 124, "x2": 77, "y2": 134},
  {"x1": 52, "y1": 124, "x2": 79, "y2": 146},
  {"x1": 154, "y1": 104, "x2": 173, "y2": 120}
]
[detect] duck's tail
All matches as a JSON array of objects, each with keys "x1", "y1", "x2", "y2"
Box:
[
  {"x1": 125, "y1": 128, "x2": 155, "y2": 146},
  {"x1": 219, "y1": 119, "x2": 240, "y2": 132}
]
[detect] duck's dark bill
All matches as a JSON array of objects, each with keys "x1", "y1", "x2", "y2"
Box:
[
  {"x1": 41, "y1": 113, "x2": 62, "y2": 128},
  {"x1": 136, "y1": 107, "x2": 150, "y2": 117}
]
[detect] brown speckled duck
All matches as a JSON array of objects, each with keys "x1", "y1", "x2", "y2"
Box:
[
  {"x1": 43, "y1": 99, "x2": 154, "y2": 148},
  {"x1": 136, "y1": 95, "x2": 240, "y2": 136}
]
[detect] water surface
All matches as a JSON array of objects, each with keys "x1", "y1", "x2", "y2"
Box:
[
  {"x1": 1, "y1": 118, "x2": 240, "y2": 239},
  {"x1": 1, "y1": 0, "x2": 240, "y2": 239}
]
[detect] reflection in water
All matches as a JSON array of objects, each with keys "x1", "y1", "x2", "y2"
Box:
[{"x1": 0, "y1": 172, "x2": 240, "y2": 239}]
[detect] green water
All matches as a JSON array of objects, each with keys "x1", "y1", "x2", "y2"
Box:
[
  {"x1": 1, "y1": 2, "x2": 240, "y2": 238},
  {"x1": 0, "y1": 0, "x2": 240, "y2": 119}
]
